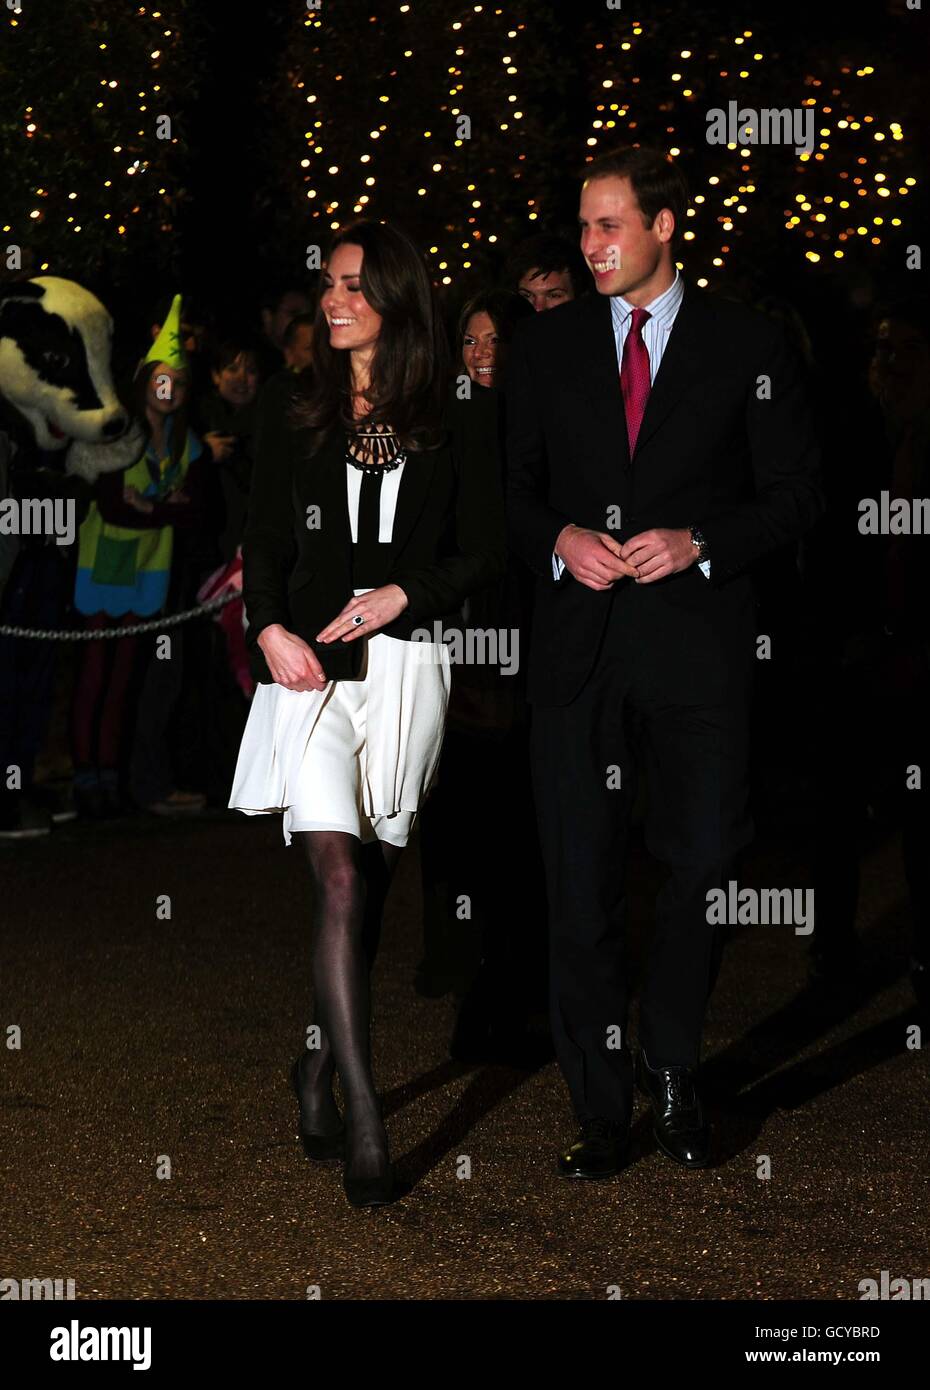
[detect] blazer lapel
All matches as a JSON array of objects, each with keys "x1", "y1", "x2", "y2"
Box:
[
  {"x1": 293, "y1": 428, "x2": 351, "y2": 552},
  {"x1": 386, "y1": 444, "x2": 437, "y2": 562}
]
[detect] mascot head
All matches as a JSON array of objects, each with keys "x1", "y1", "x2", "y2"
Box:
[{"x1": 0, "y1": 276, "x2": 130, "y2": 452}]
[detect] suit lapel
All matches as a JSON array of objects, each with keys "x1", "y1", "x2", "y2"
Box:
[
  {"x1": 575, "y1": 277, "x2": 711, "y2": 472},
  {"x1": 578, "y1": 293, "x2": 631, "y2": 473},
  {"x1": 632, "y1": 278, "x2": 707, "y2": 458}
]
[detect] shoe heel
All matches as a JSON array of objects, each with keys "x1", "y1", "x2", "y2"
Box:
[
  {"x1": 289, "y1": 1057, "x2": 345, "y2": 1163},
  {"x1": 344, "y1": 1164, "x2": 394, "y2": 1208}
]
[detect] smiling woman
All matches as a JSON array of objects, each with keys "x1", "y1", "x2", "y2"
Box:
[
  {"x1": 458, "y1": 288, "x2": 533, "y2": 393},
  {"x1": 228, "y1": 218, "x2": 507, "y2": 1211},
  {"x1": 295, "y1": 220, "x2": 450, "y2": 454}
]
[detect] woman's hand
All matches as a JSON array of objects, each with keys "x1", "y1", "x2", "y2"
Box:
[
  {"x1": 316, "y1": 584, "x2": 409, "y2": 644},
  {"x1": 122, "y1": 485, "x2": 154, "y2": 515},
  {"x1": 257, "y1": 624, "x2": 329, "y2": 691}
]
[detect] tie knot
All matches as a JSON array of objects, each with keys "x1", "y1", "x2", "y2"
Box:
[{"x1": 630, "y1": 307, "x2": 651, "y2": 333}]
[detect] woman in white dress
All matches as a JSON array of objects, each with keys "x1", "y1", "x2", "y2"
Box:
[{"x1": 228, "y1": 220, "x2": 506, "y2": 1207}]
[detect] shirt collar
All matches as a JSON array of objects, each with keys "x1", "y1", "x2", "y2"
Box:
[{"x1": 611, "y1": 267, "x2": 682, "y2": 330}]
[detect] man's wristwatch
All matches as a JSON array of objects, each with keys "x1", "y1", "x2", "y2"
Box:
[{"x1": 689, "y1": 525, "x2": 710, "y2": 566}]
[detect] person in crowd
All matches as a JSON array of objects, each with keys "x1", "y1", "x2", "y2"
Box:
[
  {"x1": 157, "y1": 334, "x2": 258, "y2": 808},
  {"x1": 70, "y1": 296, "x2": 213, "y2": 818},
  {"x1": 804, "y1": 296, "x2": 930, "y2": 1016},
  {"x1": 459, "y1": 288, "x2": 534, "y2": 391},
  {"x1": 254, "y1": 312, "x2": 316, "y2": 486},
  {"x1": 416, "y1": 286, "x2": 549, "y2": 1061},
  {"x1": 147, "y1": 293, "x2": 213, "y2": 406},
  {"x1": 184, "y1": 320, "x2": 315, "y2": 804},
  {"x1": 258, "y1": 283, "x2": 313, "y2": 376},
  {"x1": 0, "y1": 440, "x2": 93, "y2": 839},
  {"x1": 199, "y1": 334, "x2": 263, "y2": 563},
  {"x1": 505, "y1": 145, "x2": 823, "y2": 1180},
  {"x1": 282, "y1": 312, "x2": 315, "y2": 375},
  {"x1": 742, "y1": 294, "x2": 817, "y2": 833},
  {"x1": 506, "y1": 232, "x2": 589, "y2": 312},
  {"x1": 228, "y1": 220, "x2": 506, "y2": 1207}
]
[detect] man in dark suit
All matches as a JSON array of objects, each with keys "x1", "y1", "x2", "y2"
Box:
[{"x1": 504, "y1": 146, "x2": 823, "y2": 1176}]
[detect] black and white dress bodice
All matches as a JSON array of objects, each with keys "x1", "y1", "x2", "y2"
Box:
[{"x1": 346, "y1": 425, "x2": 407, "y2": 589}]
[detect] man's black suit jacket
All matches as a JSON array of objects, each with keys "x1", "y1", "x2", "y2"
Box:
[
  {"x1": 242, "y1": 386, "x2": 507, "y2": 684},
  {"x1": 504, "y1": 277, "x2": 825, "y2": 707}
]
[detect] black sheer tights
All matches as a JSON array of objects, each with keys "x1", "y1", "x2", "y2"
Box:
[{"x1": 293, "y1": 830, "x2": 402, "y2": 1179}]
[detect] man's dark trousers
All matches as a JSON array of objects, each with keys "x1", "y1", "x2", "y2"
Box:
[{"x1": 530, "y1": 571, "x2": 755, "y2": 1127}]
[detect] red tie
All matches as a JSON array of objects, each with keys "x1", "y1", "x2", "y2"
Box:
[{"x1": 621, "y1": 306, "x2": 652, "y2": 456}]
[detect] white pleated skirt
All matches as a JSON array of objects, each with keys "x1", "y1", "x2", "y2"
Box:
[{"x1": 228, "y1": 596, "x2": 451, "y2": 847}]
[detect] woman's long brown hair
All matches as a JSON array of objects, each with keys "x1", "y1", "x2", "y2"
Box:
[
  {"x1": 294, "y1": 219, "x2": 450, "y2": 453},
  {"x1": 132, "y1": 359, "x2": 191, "y2": 470}
]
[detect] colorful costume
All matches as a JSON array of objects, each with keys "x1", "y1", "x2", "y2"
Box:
[
  {"x1": 74, "y1": 294, "x2": 201, "y2": 617},
  {"x1": 74, "y1": 421, "x2": 201, "y2": 616}
]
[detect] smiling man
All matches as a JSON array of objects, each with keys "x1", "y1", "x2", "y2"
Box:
[{"x1": 504, "y1": 146, "x2": 824, "y2": 1180}]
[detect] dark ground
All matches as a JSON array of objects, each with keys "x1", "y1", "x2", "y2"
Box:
[{"x1": 1, "y1": 797, "x2": 927, "y2": 1303}]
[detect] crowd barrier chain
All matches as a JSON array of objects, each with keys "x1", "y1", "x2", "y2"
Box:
[{"x1": 0, "y1": 591, "x2": 238, "y2": 640}]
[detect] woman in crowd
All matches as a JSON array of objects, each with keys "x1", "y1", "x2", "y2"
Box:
[
  {"x1": 460, "y1": 288, "x2": 534, "y2": 392},
  {"x1": 417, "y1": 287, "x2": 550, "y2": 1062},
  {"x1": 228, "y1": 220, "x2": 507, "y2": 1207},
  {"x1": 71, "y1": 297, "x2": 213, "y2": 818}
]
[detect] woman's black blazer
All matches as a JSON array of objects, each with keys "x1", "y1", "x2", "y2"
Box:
[{"x1": 242, "y1": 386, "x2": 508, "y2": 683}]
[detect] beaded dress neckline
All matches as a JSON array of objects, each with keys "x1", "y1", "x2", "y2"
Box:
[{"x1": 346, "y1": 422, "x2": 406, "y2": 475}]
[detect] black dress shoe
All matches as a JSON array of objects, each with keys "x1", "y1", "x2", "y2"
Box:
[
  {"x1": 636, "y1": 1050, "x2": 710, "y2": 1168},
  {"x1": 557, "y1": 1117, "x2": 629, "y2": 1178},
  {"x1": 343, "y1": 1163, "x2": 395, "y2": 1208},
  {"x1": 289, "y1": 1059, "x2": 345, "y2": 1163}
]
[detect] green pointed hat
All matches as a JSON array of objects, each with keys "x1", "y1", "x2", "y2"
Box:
[{"x1": 144, "y1": 293, "x2": 189, "y2": 370}]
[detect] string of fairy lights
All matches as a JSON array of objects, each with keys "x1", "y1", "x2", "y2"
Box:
[
  {"x1": 4, "y1": 4, "x2": 918, "y2": 288},
  {"x1": 292, "y1": 5, "x2": 917, "y2": 288},
  {"x1": 792, "y1": 67, "x2": 913, "y2": 265},
  {"x1": 294, "y1": 4, "x2": 540, "y2": 286},
  {"x1": 584, "y1": 22, "x2": 916, "y2": 284},
  {"x1": 2, "y1": 4, "x2": 186, "y2": 276}
]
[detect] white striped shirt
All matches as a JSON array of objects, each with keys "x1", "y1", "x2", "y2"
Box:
[{"x1": 609, "y1": 266, "x2": 683, "y2": 382}]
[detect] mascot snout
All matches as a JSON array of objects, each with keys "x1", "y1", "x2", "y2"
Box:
[{"x1": 0, "y1": 276, "x2": 130, "y2": 453}]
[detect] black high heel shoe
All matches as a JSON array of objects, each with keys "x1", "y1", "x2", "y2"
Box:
[
  {"x1": 343, "y1": 1164, "x2": 395, "y2": 1208},
  {"x1": 343, "y1": 1102, "x2": 395, "y2": 1207},
  {"x1": 289, "y1": 1058, "x2": 346, "y2": 1163}
]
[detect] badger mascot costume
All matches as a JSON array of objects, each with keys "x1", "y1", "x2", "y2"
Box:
[{"x1": 0, "y1": 276, "x2": 142, "y2": 838}]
